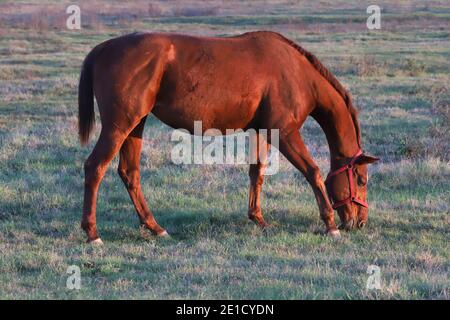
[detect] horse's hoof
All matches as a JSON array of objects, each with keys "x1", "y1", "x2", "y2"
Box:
[
  {"x1": 157, "y1": 230, "x2": 171, "y2": 238},
  {"x1": 328, "y1": 229, "x2": 341, "y2": 239},
  {"x1": 261, "y1": 224, "x2": 275, "y2": 236},
  {"x1": 261, "y1": 223, "x2": 272, "y2": 232},
  {"x1": 88, "y1": 238, "x2": 104, "y2": 245},
  {"x1": 248, "y1": 214, "x2": 269, "y2": 229}
]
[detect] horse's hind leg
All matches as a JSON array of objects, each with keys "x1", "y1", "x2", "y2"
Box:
[
  {"x1": 82, "y1": 127, "x2": 128, "y2": 243},
  {"x1": 248, "y1": 133, "x2": 270, "y2": 228},
  {"x1": 117, "y1": 116, "x2": 168, "y2": 237}
]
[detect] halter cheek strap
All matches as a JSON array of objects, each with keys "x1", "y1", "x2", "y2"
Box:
[{"x1": 325, "y1": 150, "x2": 368, "y2": 210}]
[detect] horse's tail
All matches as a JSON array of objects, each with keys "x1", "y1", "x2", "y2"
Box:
[{"x1": 78, "y1": 44, "x2": 102, "y2": 145}]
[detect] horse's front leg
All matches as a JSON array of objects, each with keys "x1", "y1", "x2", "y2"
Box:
[{"x1": 278, "y1": 129, "x2": 340, "y2": 237}]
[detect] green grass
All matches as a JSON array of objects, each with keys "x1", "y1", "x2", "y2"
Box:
[{"x1": 0, "y1": 0, "x2": 449, "y2": 299}]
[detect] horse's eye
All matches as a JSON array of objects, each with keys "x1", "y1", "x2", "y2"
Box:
[{"x1": 357, "y1": 174, "x2": 367, "y2": 186}]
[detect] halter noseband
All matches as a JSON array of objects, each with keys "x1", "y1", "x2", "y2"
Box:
[{"x1": 325, "y1": 149, "x2": 368, "y2": 210}]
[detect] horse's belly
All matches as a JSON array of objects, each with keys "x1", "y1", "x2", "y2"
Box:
[
  {"x1": 152, "y1": 87, "x2": 262, "y2": 134},
  {"x1": 152, "y1": 101, "x2": 258, "y2": 134}
]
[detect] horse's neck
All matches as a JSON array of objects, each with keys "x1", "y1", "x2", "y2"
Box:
[{"x1": 312, "y1": 93, "x2": 360, "y2": 170}]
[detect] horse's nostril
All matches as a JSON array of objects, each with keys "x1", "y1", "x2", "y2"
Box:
[{"x1": 358, "y1": 221, "x2": 366, "y2": 228}]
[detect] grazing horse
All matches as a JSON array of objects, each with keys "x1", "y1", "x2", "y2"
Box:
[{"x1": 78, "y1": 31, "x2": 378, "y2": 244}]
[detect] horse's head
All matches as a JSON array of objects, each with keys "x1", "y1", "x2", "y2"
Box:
[{"x1": 325, "y1": 151, "x2": 379, "y2": 230}]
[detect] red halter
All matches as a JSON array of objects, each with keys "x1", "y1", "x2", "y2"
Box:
[{"x1": 325, "y1": 150, "x2": 368, "y2": 210}]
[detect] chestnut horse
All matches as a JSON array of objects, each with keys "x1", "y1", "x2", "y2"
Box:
[{"x1": 78, "y1": 31, "x2": 378, "y2": 244}]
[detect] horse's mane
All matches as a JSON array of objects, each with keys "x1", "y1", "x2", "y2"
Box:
[{"x1": 267, "y1": 32, "x2": 362, "y2": 148}]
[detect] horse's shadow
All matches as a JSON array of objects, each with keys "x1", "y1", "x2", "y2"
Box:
[{"x1": 96, "y1": 206, "x2": 321, "y2": 243}]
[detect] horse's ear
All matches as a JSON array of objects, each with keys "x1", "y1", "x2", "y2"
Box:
[{"x1": 356, "y1": 153, "x2": 380, "y2": 165}]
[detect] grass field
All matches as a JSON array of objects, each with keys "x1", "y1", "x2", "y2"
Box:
[{"x1": 0, "y1": 0, "x2": 449, "y2": 299}]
